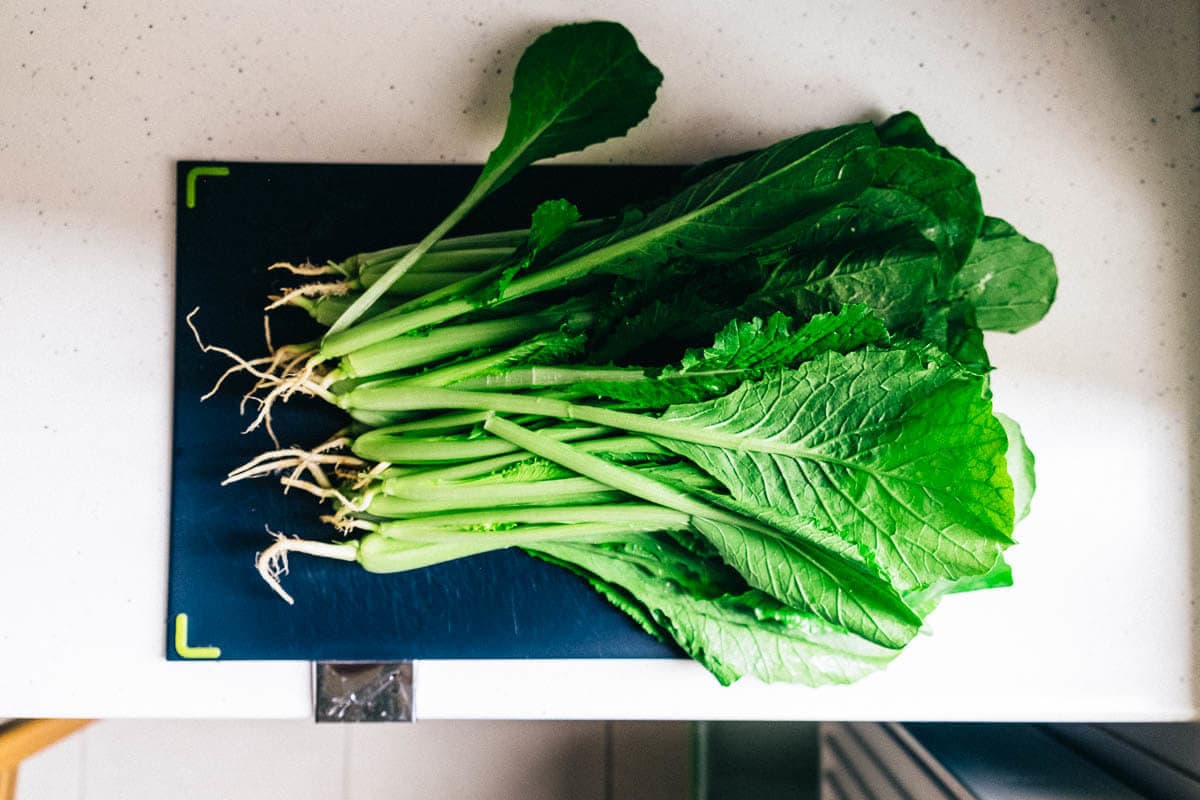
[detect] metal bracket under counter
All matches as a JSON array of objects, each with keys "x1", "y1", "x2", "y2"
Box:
[{"x1": 312, "y1": 662, "x2": 414, "y2": 723}]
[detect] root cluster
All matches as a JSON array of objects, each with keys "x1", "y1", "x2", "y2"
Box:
[{"x1": 186, "y1": 307, "x2": 334, "y2": 445}]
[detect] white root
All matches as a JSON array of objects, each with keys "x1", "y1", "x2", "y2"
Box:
[
  {"x1": 263, "y1": 313, "x2": 275, "y2": 356},
  {"x1": 265, "y1": 280, "x2": 351, "y2": 311},
  {"x1": 314, "y1": 434, "x2": 353, "y2": 454},
  {"x1": 278, "y1": 476, "x2": 349, "y2": 502},
  {"x1": 332, "y1": 463, "x2": 365, "y2": 482},
  {"x1": 187, "y1": 309, "x2": 290, "y2": 402},
  {"x1": 282, "y1": 435, "x2": 356, "y2": 489},
  {"x1": 278, "y1": 477, "x2": 377, "y2": 512},
  {"x1": 259, "y1": 317, "x2": 316, "y2": 375},
  {"x1": 268, "y1": 260, "x2": 341, "y2": 276},
  {"x1": 256, "y1": 528, "x2": 359, "y2": 605},
  {"x1": 187, "y1": 308, "x2": 331, "y2": 446},
  {"x1": 241, "y1": 364, "x2": 336, "y2": 441},
  {"x1": 320, "y1": 514, "x2": 376, "y2": 535},
  {"x1": 352, "y1": 460, "x2": 393, "y2": 490},
  {"x1": 204, "y1": 355, "x2": 278, "y2": 403},
  {"x1": 278, "y1": 356, "x2": 320, "y2": 402},
  {"x1": 242, "y1": 345, "x2": 319, "y2": 416},
  {"x1": 292, "y1": 461, "x2": 331, "y2": 490},
  {"x1": 224, "y1": 444, "x2": 363, "y2": 485},
  {"x1": 224, "y1": 452, "x2": 348, "y2": 484}
]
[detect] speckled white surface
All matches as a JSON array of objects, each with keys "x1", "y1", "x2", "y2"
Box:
[{"x1": 1, "y1": 0, "x2": 1196, "y2": 719}]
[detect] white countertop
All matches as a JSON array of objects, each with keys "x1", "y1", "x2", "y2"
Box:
[{"x1": 2, "y1": 0, "x2": 1197, "y2": 720}]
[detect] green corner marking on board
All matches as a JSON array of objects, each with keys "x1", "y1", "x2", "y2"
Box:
[
  {"x1": 174, "y1": 613, "x2": 222, "y2": 659},
  {"x1": 185, "y1": 165, "x2": 230, "y2": 209}
]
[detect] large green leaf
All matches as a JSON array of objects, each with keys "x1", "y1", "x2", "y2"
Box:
[
  {"x1": 530, "y1": 534, "x2": 900, "y2": 685},
  {"x1": 746, "y1": 230, "x2": 944, "y2": 328},
  {"x1": 583, "y1": 256, "x2": 766, "y2": 364},
  {"x1": 876, "y1": 111, "x2": 962, "y2": 163},
  {"x1": 677, "y1": 307, "x2": 888, "y2": 373},
  {"x1": 677, "y1": 486, "x2": 921, "y2": 649},
  {"x1": 557, "y1": 124, "x2": 881, "y2": 274},
  {"x1": 872, "y1": 146, "x2": 982, "y2": 273},
  {"x1": 950, "y1": 217, "x2": 1058, "y2": 333},
  {"x1": 324, "y1": 21, "x2": 661, "y2": 335},
  {"x1": 475, "y1": 412, "x2": 919, "y2": 648},
  {"x1": 584, "y1": 187, "x2": 942, "y2": 362},
  {"x1": 480, "y1": 22, "x2": 663, "y2": 188},
  {"x1": 750, "y1": 186, "x2": 942, "y2": 257},
  {"x1": 574, "y1": 307, "x2": 889, "y2": 409},
  {"x1": 688, "y1": 515, "x2": 920, "y2": 648},
  {"x1": 654, "y1": 349, "x2": 1014, "y2": 590}
]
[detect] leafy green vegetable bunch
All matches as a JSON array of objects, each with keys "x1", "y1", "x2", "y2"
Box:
[{"x1": 208, "y1": 21, "x2": 1057, "y2": 685}]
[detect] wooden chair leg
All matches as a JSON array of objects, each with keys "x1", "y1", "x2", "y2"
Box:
[
  {"x1": 0, "y1": 719, "x2": 92, "y2": 800},
  {"x1": 0, "y1": 766, "x2": 17, "y2": 800}
]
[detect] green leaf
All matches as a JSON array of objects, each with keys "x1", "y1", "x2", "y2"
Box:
[
  {"x1": 675, "y1": 107, "x2": 969, "y2": 197},
  {"x1": 684, "y1": 486, "x2": 885, "y2": 576},
  {"x1": 872, "y1": 146, "x2": 982, "y2": 273},
  {"x1": 530, "y1": 534, "x2": 901, "y2": 686},
  {"x1": 876, "y1": 111, "x2": 962, "y2": 164},
  {"x1": 479, "y1": 458, "x2": 577, "y2": 484},
  {"x1": 323, "y1": 21, "x2": 660, "y2": 335},
  {"x1": 946, "y1": 311, "x2": 991, "y2": 372},
  {"x1": 585, "y1": 257, "x2": 763, "y2": 364},
  {"x1": 480, "y1": 22, "x2": 662, "y2": 188},
  {"x1": 678, "y1": 307, "x2": 888, "y2": 372},
  {"x1": 747, "y1": 230, "x2": 944, "y2": 329},
  {"x1": 529, "y1": 199, "x2": 582, "y2": 251},
  {"x1": 918, "y1": 305, "x2": 992, "y2": 373},
  {"x1": 674, "y1": 146, "x2": 763, "y2": 188},
  {"x1": 559, "y1": 124, "x2": 880, "y2": 275},
  {"x1": 996, "y1": 412, "x2": 1036, "y2": 522},
  {"x1": 676, "y1": 486, "x2": 922, "y2": 649},
  {"x1": 470, "y1": 199, "x2": 583, "y2": 305},
  {"x1": 575, "y1": 307, "x2": 889, "y2": 409},
  {"x1": 478, "y1": 412, "x2": 917, "y2": 648},
  {"x1": 950, "y1": 217, "x2": 1058, "y2": 333},
  {"x1": 688, "y1": 515, "x2": 921, "y2": 648},
  {"x1": 873, "y1": 113, "x2": 983, "y2": 278},
  {"x1": 654, "y1": 349, "x2": 1014, "y2": 590},
  {"x1": 751, "y1": 186, "x2": 942, "y2": 255},
  {"x1": 584, "y1": 185, "x2": 942, "y2": 361},
  {"x1": 902, "y1": 554, "x2": 1014, "y2": 618}
]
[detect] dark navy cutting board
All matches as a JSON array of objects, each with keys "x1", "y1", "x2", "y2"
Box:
[{"x1": 168, "y1": 160, "x2": 686, "y2": 661}]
